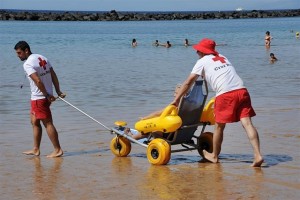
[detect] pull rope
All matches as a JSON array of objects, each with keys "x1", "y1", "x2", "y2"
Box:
[{"x1": 58, "y1": 97, "x2": 111, "y2": 131}]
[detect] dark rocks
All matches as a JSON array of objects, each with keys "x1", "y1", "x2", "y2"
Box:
[{"x1": 0, "y1": 9, "x2": 299, "y2": 21}]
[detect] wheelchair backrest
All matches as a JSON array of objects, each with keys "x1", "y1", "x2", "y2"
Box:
[{"x1": 167, "y1": 79, "x2": 208, "y2": 144}]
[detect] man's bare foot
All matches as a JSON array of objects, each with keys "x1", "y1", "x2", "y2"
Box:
[
  {"x1": 22, "y1": 149, "x2": 40, "y2": 156},
  {"x1": 203, "y1": 150, "x2": 218, "y2": 163},
  {"x1": 47, "y1": 149, "x2": 63, "y2": 158},
  {"x1": 251, "y1": 156, "x2": 264, "y2": 167}
]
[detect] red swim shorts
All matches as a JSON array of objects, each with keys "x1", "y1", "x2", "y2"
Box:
[
  {"x1": 30, "y1": 98, "x2": 52, "y2": 119},
  {"x1": 214, "y1": 88, "x2": 256, "y2": 123}
]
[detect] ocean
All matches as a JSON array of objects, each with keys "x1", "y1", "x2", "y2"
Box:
[
  {"x1": 1, "y1": 17, "x2": 299, "y2": 130},
  {"x1": 0, "y1": 17, "x2": 300, "y2": 199}
]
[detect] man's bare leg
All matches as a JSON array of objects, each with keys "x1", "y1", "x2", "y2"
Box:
[
  {"x1": 203, "y1": 122, "x2": 225, "y2": 163},
  {"x1": 23, "y1": 114, "x2": 42, "y2": 156},
  {"x1": 42, "y1": 118, "x2": 63, "y2": 158},
  {"x1": 241, "y1": 117, "x2": 264, "y2": 167}
]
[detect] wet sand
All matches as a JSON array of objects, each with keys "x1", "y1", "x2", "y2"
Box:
[{"x1": 1, "y1": 121, "x2": 299, "y2": 200}]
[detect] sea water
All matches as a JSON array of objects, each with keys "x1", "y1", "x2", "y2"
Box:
[{"x1": 0, "y1": 17, "x2": 299, "y2": 142}]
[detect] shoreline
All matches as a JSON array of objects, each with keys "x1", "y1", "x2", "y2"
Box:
[{"x1": 0, "y1": 9, "x2": 300, "y2": 21}]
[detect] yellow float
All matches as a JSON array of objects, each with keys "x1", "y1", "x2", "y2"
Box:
[
  {"x1": 135, "y1": 105, "x2": 182, "y2": 134},
  {"x1": 200, "y1": 97, "x2": 215, "y2": 125}
]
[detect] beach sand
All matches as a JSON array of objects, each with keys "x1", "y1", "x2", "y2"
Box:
[{"x1": 1, "y1": 121, "x2": 299, "y2": 200}]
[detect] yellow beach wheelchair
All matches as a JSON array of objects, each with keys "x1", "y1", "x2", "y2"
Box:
[{"x1": 110, "y1": 80, "x2": 215, "y2": 165}]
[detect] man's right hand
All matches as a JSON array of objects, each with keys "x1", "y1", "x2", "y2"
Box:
[{"x1": 58, "y1": 92, "x2": 66, "y2": 98}]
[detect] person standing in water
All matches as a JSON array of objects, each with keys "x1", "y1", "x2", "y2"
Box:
[
  {"x1": 153, "y1": 40, "x2": 160, "y2": 47},
  {"x1": 160, "y1": 41, "x2": 172, "y2": 48},
  {"x1": 171, "y1": 38, "x2": 264, "y2": 167},
  {"x1": 14, "y1": 41, "x2": 65, "y2": 158},
  {"x1": 132, "y1": 38, "x2": 137, "y2": 47},
  {"x1": 269, "y1": 53, "x2": 278, "y2": 63},
  {"x1": 265, "y1": 31, "x2": 272, "y2": 48},
  {"x1": 184, "y1": 38, "x2": 189, "y2": 47}
]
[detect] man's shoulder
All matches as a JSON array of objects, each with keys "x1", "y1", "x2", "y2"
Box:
[
  {"x1": 198, "y1": 55, "x2": 215, "y2": 63},
  {"x1": 203, "y1": 54, "x2": 230, "y2": 62},
  {"x1": 25, "y1": 54, "x2": 48, "y2": 65}
]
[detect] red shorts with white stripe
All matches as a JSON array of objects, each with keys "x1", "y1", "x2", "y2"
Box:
[
  {"x1": 214, "y1": 88, "x2": 256, "y2": 123},
  {"x1": 30, "y1": 98, "x2": 52, "y2": 119}
]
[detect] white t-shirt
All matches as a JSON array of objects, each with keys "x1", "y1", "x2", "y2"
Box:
[
  {"x1": 23, "y1": 54, "x2": 53, "y2": 100},
  {"x1": 191, "y1": 54, "x2": 245, "y2": 96}
]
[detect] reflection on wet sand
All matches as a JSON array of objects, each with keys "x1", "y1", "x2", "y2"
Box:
[
  {"x1": 29, "y1": 157, "x2": 63, "y2": 199},
  {"x1": 111, "y1": 156, "x2": 133, "y2": 175},
  {"x1": 219, "y1": 153, "x2": 293, "y2": 167},
  {"x1": 137, "y1": 164, "x2": 228, "y2": 199},
  {"x1": 108, "y1": 147, "x2": 298, "y2": 199},
  {"x1": 222, "y1": 167, "x2": 265, "y2": 199},
  {"x1": 116, "y1": 152, "x2": 274, "y2": 199}
]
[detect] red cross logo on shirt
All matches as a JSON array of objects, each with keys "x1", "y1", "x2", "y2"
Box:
[
  {"x1": 38, "y1": 57, "x2": 47, "y2": 70},
  {"x1": 212, "y1": 55, "x2": 226, "y2": 63}
]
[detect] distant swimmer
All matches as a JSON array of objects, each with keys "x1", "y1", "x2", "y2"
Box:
[
  {"x1": 296, "y1": 32, "x2": 299, "y2": 39},
  {"x1": 160, "y1": 41, "x2": 172, "y2": 48},
  {"x1": 153, "y1": 40, "x2": 160, "y2": 47},
  {"x1": 269, "y1": 53, "x2": 278, "y2": 64},
  {"x1": 132, "y1": 38, "x2": 137, "y2": 47},
  {"x1": 184, "y1": 38, "x2": 189, "y2": 47},
  {"x1": 265, "y1": 31, "x2": 272, "y2": 48}
]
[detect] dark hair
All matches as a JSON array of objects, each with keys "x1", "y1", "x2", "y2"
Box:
[
  {"x1": 14, "y1": 41, "x2": 31, "y2": 52},
  {"x1": 266, "y1": 31, "x2": 270, "y2": 35},
  {"x1": 270, "y1": 53, "x2": 274, "y2": 56}
]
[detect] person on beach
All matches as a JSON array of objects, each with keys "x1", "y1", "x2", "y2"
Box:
[
  {"x1": 14, "y1": 41, "x2": 65, "y2": 158},
  {"x1": 269, "y1": 53, "x2": 278, "y2": 63},
  {"x1": 265, "y1": 31, "x2": 272, "y2": 48},
  {"x1": 171, "y1": 38, "x2": 264, "y2": 167},
  {"x1": 132, "y1": 38, "x2": 137, "y2": 47}
]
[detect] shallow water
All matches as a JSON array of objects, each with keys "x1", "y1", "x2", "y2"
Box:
[{"x1": 1, "y1": 18, "x2": 300, "y2": 199}]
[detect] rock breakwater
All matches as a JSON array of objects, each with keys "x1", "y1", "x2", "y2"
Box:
[{"x1": 1, "y1": 9, "x2": 299, "y2": 21}]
